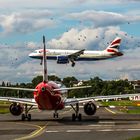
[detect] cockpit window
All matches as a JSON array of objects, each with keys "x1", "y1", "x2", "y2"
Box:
[{"x1": 34, "y1": 50, "x2": 38, "y2": 53}]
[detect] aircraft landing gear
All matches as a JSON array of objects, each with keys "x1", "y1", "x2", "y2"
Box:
[
  {"x1": 71, "y1": 62, "x2": 75, "y2": 67},
  {"x1": 53, "y1": 110, "x2": 59, "y2": 118},
  {"x1": 21, "y1": 104, "x2": 33, "y2": 121},
  {"x1": 71, "y1": 103, "x2": 82, "y2": 121},
  {"x1": 40, "y1": 59, "x2": 43, "y2": 65},
  {"x1": 70, "y1": 59, "x2": 75, "y2": 67}
]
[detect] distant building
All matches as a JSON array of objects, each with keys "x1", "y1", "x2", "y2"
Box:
[
  {"x1": 129, "y1": 96, "x2": 140, "y2": 101},
  {"x1": 131, "y1": 80, "x2": 140, "y2": 93},
  {"x1": 129, "y1": 80, "x2": 140, "y2": 101}
]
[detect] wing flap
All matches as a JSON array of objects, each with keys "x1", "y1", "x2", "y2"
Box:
[
  {"x1": 0, "y1": 86, "x2": 37, "y2": 92},
  {"x1": 0, "y1": 97, "x2": 37, "y2": 106},
  {"x1": 64, "y1": 93, "x2": 140, "y2": 106},
  {"x1": 68, "y1": 49, "x2": 85, "y2": 60},
  {"x1": 53, "y1": 85, "x2": 91, "y2": 92}
]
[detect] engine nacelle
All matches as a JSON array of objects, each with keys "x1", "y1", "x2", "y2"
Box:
[
  {"x1": 84, "y1": 102, "x2": 97, "y2": 115},
  {"x1": 9, "y1": 103, "x2": 23, "y2": 116},
  {"x1": 57, "y1": 56, "x2": 69, "y2": 64}
]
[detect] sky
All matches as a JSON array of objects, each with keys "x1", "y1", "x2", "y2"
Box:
[{"x1": 0, "y1": 0, "x2": 140, "y2": 83}]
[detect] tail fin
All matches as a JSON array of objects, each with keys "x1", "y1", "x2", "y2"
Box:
[
  {"x1": 43, "y1": 35, "x2": 48, "y2": 83},
  {"x1": 106, "y1": 37, "x2": 121, "y2": 53}
]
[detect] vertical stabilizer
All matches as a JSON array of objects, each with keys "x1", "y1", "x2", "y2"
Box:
[
  {"x1": 106, "y1": 37, "x2": 121, "y2": 52},
  {"x1": 43, "y1": 35, "x2": 48, "y2": 83},
  {"x1": 105, "y1": 37, "x2": 123, "y2": 56}
]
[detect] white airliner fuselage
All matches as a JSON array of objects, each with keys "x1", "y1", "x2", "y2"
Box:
[
  {"x1": 29, "y1": 37, "x2": 123, "y2": 67},
  {"x1": 30, "y1": 49, "x2": 118, "y2": 60}
]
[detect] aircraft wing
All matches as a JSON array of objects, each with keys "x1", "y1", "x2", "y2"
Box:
[
  {"x1": 0, "y1": 87, "x2": 37, "y2": 105},
  {"x1": 0, "y1": 96, "x2": 37, "y2": 106},
  {"x1": 68, "y1": 49, "x2": 85, "y2": 61},
  {"x1": 64, "y1": 93, "x2": 140, "y2": 106},
  {"x1": 0, "y1": 86, "x2": 37, "y2": 92},
  {"x1": 53, "y1": 85, "x2": 91, "y2": 92}
]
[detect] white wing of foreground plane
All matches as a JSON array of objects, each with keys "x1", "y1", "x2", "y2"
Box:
[
  {"x1": 0, "y1": 85, "x2": 91, "y2": 106},
  {"x1": 0, "y1": 97, "x2": 37, "y2": 106},
  {"x1": 64, "y1": 93, "x2": 140, "y2": 105},
  {"x1": 0, "y1": 86, "x2": 37, "y2": 92},
  {"x1": 0, "y1": 92, "x2": 140, "y2": 107}
]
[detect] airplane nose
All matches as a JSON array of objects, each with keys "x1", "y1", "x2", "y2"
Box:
[{"x1": 29, "y1": 53, "x2": 34, "y2": 58}]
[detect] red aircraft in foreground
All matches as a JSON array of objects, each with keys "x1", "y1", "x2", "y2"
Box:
[{"x1": 0, "y1": 36, "x2": 139, "y2": 121}]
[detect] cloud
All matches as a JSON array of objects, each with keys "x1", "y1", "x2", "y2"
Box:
[
  {"x1": 45, "y1": 26, "x2": 140, "y2": 81},
  {"x1": 72, "y1": 0, "x2": 139, "y2": 3},
  {"x1": 0, "y1": 0, "x2": 139, "y2": 9},
  {"x1": 0, "y1": 0, "x2": 68, "y2": 9},
  {"x1": 47, "y1": 26, "x2": 140, "y2": 50},
  {"x1": 0, "y1": 1, "x2": 139, "y2": 83},
  {"x1": 0, "y1": 25, "x2": 140, "y2": 82},
  {"x1": 66, "y1": 10, "x2": 140, "y2": 27},
  {"x1": 0, "y1": 41, "x2": 41, "y2": 83},
  {"x1": 0, "y1": 10, "x2": 55, "y2": 35}
]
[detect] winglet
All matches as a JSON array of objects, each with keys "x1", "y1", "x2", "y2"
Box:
[{"x1": 43, "y1": 35, "x2": 48, "y2": 83}]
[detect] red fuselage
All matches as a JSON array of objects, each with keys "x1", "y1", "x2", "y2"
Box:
[{"x1": 33, "y1": 81, "x2": 64, "y2": 110}]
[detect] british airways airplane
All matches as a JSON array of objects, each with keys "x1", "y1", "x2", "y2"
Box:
[{"x1": 29, "y1": 37, "x2": 123, "y2": 67}]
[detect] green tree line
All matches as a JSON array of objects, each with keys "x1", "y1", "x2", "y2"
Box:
[{"x1": 0, "y1": 75, "x2": 134, "y2": 98}]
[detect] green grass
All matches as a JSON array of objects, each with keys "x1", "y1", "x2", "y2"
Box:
[
  {"x1": 0, "y1": 108, "x2": 9, "y2": 114},
  {"x1": 101, "y1": 100, "x2": 140, "y2": 114},
  {"x1": 101, "y1": 100, "x2": 138, "y2": 106},
  {"x1": 0, "y1": 101, "x2": 10, "y2": 106},
  {"x1": 0, "y1": 101, "x2": 10, "y2": 114},
  {"x1": 128, "y1": 136, "x2": 140, "y2": 140},
  {"x1": 124, "y1": 108, "x2": 140, "y2": 114}
]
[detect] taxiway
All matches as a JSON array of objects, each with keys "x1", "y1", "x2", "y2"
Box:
[{"x1": 0, "y1": 107, "x2": 140, "y2": 140}]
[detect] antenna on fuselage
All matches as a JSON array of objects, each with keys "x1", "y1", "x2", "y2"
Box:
[{"x1": 43, "y1": 35, "x2": 48, "y2": 83}]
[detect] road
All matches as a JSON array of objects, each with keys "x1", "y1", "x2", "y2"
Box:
[{"x1": 0, "y1": 106, "x2": 140, "y2": 140}]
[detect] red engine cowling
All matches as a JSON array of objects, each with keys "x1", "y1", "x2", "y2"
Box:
[
  {"x1": 9, "y1": 103, "x2": 23, "y2": 116},
  {"x1": 84, "y1": 102, "x2": 97, "y2": 115}
]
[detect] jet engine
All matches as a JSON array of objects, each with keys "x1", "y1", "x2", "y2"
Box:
[
  {"x1": 57, "y1": 56, "x2": 69, "y2": 64},
  {"x1": 84, "y1": 102, "x2": 97, "y2": 115},
  {"x1": 9, "y1": 103, "x2": 23, "y2": 116}
]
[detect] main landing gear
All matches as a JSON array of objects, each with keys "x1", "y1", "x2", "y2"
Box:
[
  {"x1": 71, "y1": 103, "x2": 82, "y2": 121},
  {"x1": 40, "y1": 59, "x2": 43, "y2": 65},
  {"x1": 71, "y1": 62, "x2": 75, "y2": 67},
  {"x1": 71, "y1": 60, "x2": 75, "y2": 67},
  {"x1": 53, "y1": 110, "x2": 59, "y2": 118},
  {"x1": 21, "y1": 104, "x2": 33, "y2": 121}
]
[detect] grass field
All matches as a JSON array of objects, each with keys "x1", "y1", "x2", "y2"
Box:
[
  {"x1": 101, "y1": 100, "x2": 140, "y2": 106},
  {"x1": 129, "y1": 136, "x2": 140, "y2": 140},
  {"x1": 101, "y1": 100, "x2": 140, "y2": 114},
  {"x1": 0, "y1": 101, "x2": 10, "y2": 114},
  {"x1": 0, "y1": 100, "x2": 140, "y2": 114},
  {"x1": 0, "y1": 108, "x2": 9, "y2": 114}
]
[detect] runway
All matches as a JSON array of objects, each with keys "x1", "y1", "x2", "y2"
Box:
[{"x1": 0, "y1": 107, "x2": 140, "y2": 140}]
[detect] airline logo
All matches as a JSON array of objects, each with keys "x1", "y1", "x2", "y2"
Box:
[
  {"x1": 110, "y1": 38, "x2": 121, "y2": 46},
  {"x1": 106, "y1": 37, "x2": 122, "y2": 56},
  {"x1": 39, "y1": 49, "x2": 49, "y2": 53}
]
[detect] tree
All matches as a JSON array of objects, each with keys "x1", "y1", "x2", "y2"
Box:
[
  {"x1": 32, "y1": 76, "x2": 43, "y2": 87},
  {"x1": 48, "y1": 75, "x2": 61, "y2": 82},
  {"x1": 2, "y1": 81, "x2": 5, "y2": 87},
  {"x1": 89, "y1": 77, "x2": 103, "y2": 96},
  {"x1": 63, "y1": 76, "x2": 78, "y2": 87}
]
